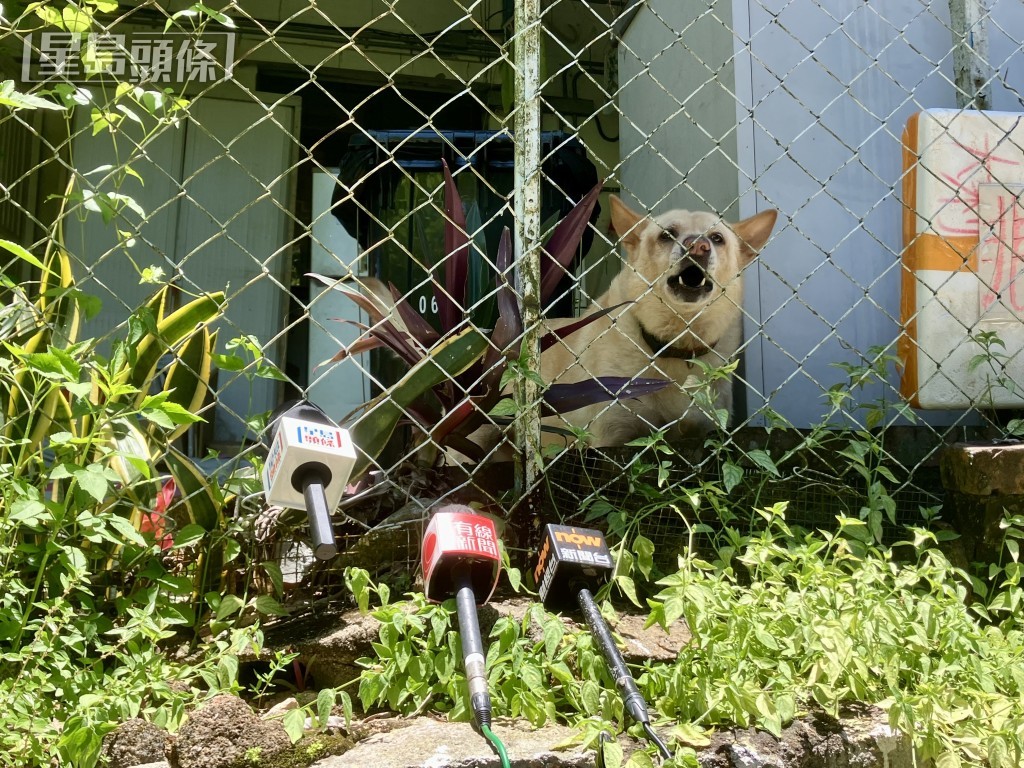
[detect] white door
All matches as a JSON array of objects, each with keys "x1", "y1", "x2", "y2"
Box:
[
  {"x1": 68, "y1": 92, "x2": 299, "y2": 446},
  {"x1": 174, "y1": 96, "x2": 299, "y2": 444},
  {"x1": 65, "y1": 113, "x2": 185, "y2": 345},
  {"x1": 307, "y1": 170, "x2": 369, "y2": 426}
]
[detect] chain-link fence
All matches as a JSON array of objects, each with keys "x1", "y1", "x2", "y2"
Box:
[{"x1": 3, "y1": 0, "x2": 1023, "y2": 602}]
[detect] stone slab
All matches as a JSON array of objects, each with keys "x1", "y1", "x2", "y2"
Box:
[
  {"x1": 311, "y1": 718, "x2": 593, "y2": 768},
  {"x1": 941, "y1": 441, "x2": 1024, "y2": 496}
]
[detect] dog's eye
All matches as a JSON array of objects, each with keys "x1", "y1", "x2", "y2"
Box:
[
  {"x1": 709, "y1": 232, "x2": 725, "y2": 245},
  {"x1": 659, "y1": 228, "x2": 676, "y2": 242}
]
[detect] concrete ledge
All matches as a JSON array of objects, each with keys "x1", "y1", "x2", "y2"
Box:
[
  {"x1": 941, "y1": 441, "x2": 1024, "y2": 562},
  {"x1": 941, "y1": 440, "x2": 1024, "y2": 496},
  {"x1": 308, "y1": 708, "x2": 919, "y2": 768}
]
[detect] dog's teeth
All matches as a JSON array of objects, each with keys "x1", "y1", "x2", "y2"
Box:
[{"x1": 698, "y1": 277, "x2": 707, "y2": 288}]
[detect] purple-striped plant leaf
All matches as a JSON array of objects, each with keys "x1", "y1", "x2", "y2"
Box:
[
  {"x1": 539, "y1": 302, "x2": 628, "y2": 352},
  {"x1": 476, "y1": 228, "x2": 522, "y2": 407},
  {"x1": 542, "y1": 376, "x2": 671, "y2": 415},
  {"x1": 434, "y1": 159, "x2": 469, "y2": 334},
  {"x1": 489, "y1": 227, "x2": 516, "y2": 344},
  {"x1": 430, "y1": 396, "x2": 485, "y2": 446},
  {"x1": 443, "y1": 432, "x2": 487, "y2": 463},
  {"x1": 539, "y1": 179, "x2": 602, "y2": 304},
  {"x1": 308, "y1": 273, "x2": 387, "y2": 325},
  {"x1": 318, "y1": 335, "x2": 385, "y2": 366},
  {"x1": 482, "y1": 229, "x2": 521, "y2": 366},
  {"x1": 389, "y1": 281, "x2": 439, "y2": 347}
]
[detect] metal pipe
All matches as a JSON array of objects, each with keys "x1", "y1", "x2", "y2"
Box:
[
  {"x1": 513, "y1": 0, "x2": 543, "y2": 494},
  {"x1": 949, "y1": 0, "x2": 992, "y2": 110}
]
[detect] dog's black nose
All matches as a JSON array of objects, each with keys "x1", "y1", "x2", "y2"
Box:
[{"x1": 683, "y1": 235, "x2": 711, "y2": 256}]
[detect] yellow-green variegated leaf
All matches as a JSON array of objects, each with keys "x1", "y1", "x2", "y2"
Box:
[
  {"x1": 144, "y1": 324, "x2": 213, "y2": 442},
  {"x1": 129, "y1": 292, "x2": 225, "y2": 397},
  {"x1": 39, "y1": 216, "x2": 80, "y2": 346},
  {"x1": 103, "y1": 417, "x2": 157, "y2": 488},
  {"x1": 25, "y1": 386, "x2": 73, "y2": 453},
  {"x1": 145, "y1": 285, "x2": 169, "y2": 323},
  {"x1": 163, "y1": 446, "x2": 222, "y2": 532}
]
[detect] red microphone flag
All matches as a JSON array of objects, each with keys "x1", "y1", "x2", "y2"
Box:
[{"x1": 422, "y1": 506, "x2": 501, "y2": 604}]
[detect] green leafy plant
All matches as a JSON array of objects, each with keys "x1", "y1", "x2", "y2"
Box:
[
  {"x1": 0, "y1": 8, "x2": 289, "y2": 764},
  {"x1": 646, "y1": 503, "x2": 1024, "y2": 768},
  {"x1": 967, "y1": 329, "x2": 1024, "y2": 436},
  {"x1": 0, "y1": 233, "x2": 231, "y2": 573},
  {"x1": 347, "y1": 567, "x2": 679, "y2": 764},
  {"x1": 820, "y1": 345, "x2": 917, "y2": 545},
  {"x1": 0, "y1": 307, "x2": 263, "y2": 764},
  {"x1": 349, "y1": 496, "x2": 1024, "y2": 768}
]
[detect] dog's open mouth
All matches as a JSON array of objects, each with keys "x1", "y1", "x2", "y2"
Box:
[{"x1": 668, "y1": 258, "x2": 714, "y2": 301}]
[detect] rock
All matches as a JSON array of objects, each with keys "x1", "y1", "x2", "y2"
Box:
[
  {"x1": 941, "y1": 441, "x2": 1024, "y2": 562},
  {"x1": 311, "y1": 717, "x2": 594, "y2": 768},
  {"x1": 613, "y1": 613, "x2": 691, "y2": 663},
  {"x1": 941, "y1": 441, "x2": 1024, "y2": 496},
  {"x1": 289, "y1": 595, "x2": 690, "y2": 693},
  {"x1": 697, "y1": 707, "x2": 918, "y2": 768},
  {"x1": 172, "y1": 695, "x2": 292, "y2": 768},
  {"x1": 101, "y1": 718, "x2": 171, "y2": 768},
  {"x1": 296, "y1": 609, "x2": 383, "y2": 689},
  {"x1": 263, "y1": 696, "x2": 299, "y2": 718},
  {"x1": 305, "y1": 715, "x2": 349, "y2": 733},
  {"x1": 488, "y1": 598, "x2": 691, "y2": 662}
]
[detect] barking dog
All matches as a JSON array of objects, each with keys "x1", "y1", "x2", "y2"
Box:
[{"x1": 539, "y1": 196, "x2": 778, "y2": 447}]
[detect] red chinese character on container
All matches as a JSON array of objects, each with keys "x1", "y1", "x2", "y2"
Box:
[
  {"x1": 979, "y1": 188, "x2": 1024, "y2": 315},
  {"x1": 938, "y1": 135, "x2": 1019, "y2": 237}
]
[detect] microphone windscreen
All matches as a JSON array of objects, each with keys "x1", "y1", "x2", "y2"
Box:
[
  {"x1": 535, "y1": 524, "x2": 613, "y2": 610},
  {"x1": 262, "y1": 413, "x2": 356, "y2": 511},
  {"x1": 264, "y1": 400, "x2": 331, "y2": 449},
  {"x1": 422, "y1": 506, "x2": 501, "y2": 604}
]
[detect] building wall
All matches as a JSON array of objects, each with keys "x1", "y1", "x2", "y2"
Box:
[
  {"x1": 616, "y1": 0, "x2": 1024, "y2": 428},
  {"x1": 616, "y1": 3, "x2": 741, "y2": 220}
]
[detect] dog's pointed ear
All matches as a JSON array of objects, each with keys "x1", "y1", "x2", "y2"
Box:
[
  {"x1": 733, "y1": 209, "x2": 778, "y2": 262},
  {"x1": 609, "y1": 195, "x2": 644, "y2": 253}
]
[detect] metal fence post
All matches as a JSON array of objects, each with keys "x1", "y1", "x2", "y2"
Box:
[
  {"x1": 949, "y1": 0, "x2": 992, "y2": 109},
  {"x1": 513, "y1": 0, "x2": 543, "y2": 495}
]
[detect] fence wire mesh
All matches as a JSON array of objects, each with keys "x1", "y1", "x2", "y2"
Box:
[{"x1": 2, "y1": 0, "x2": 1023, "y2": 606}]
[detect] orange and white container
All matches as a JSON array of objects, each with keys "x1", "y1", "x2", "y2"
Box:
[{"x1": 900, "y1": 108, "x2": 1024, "y2": 409}]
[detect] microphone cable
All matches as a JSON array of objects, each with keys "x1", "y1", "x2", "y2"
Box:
[
  {"x1": 577, "y1": 587, "x2": 672, "y2": 761},
  {"x1": 480, "y1": 724, "x2": 510, "y2": 768},
  {"x1": 453, "y1": 564, "x2": 511, "y2": 768}
]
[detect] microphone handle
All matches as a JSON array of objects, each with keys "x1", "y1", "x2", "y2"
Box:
[
  {"x1": 301, "y1": 475, "x2": 338, "y2": 559},
  {"x1": 576, "y1": 587, "x2": 651, "y2": 726},
  {"x1": 454, "y1": 564, "x2": 492, "y2": 727}
]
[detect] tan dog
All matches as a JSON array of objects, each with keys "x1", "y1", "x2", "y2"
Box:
[{"x1": 538, "y1": 196, "x2": 778, "y2": 447}]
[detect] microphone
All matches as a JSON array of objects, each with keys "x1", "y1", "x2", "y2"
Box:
[
  {"x1": 422, "y1": 505, "x2": 501, "y2": 729},
  {"x1": 534, "y1": 524, "x2": 672, "y2": 760},
  {"x1": 261, "y1": 400, "x2": 356, "y2": 559}
]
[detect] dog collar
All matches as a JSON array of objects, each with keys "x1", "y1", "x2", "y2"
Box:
[{"x1": 639, "y1": 323, "x2": 716, "y2": 361}]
